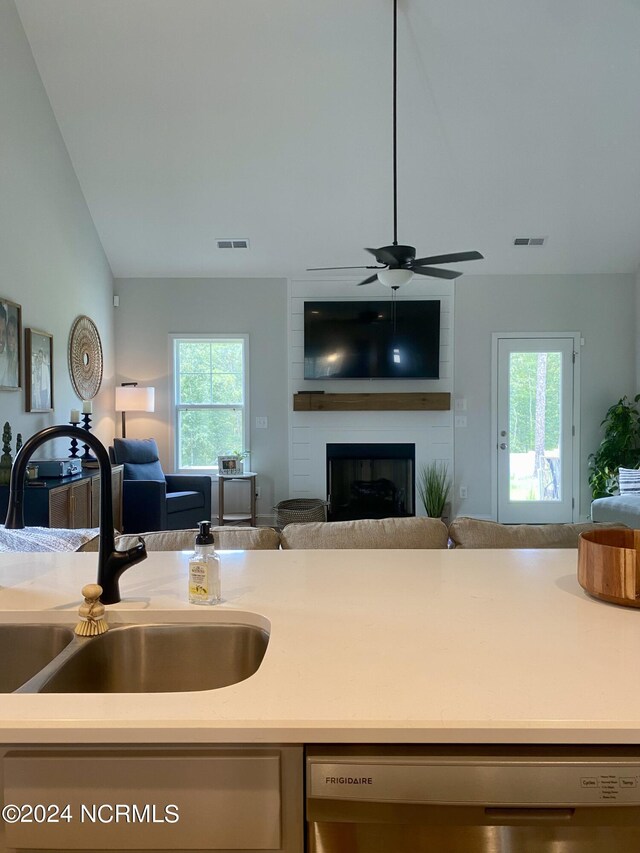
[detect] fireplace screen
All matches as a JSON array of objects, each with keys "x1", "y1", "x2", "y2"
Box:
[{"x1": 326, "y1": 444, "x2": 415, "y2": 522}]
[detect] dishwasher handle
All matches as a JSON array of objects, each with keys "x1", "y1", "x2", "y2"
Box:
[{"x1": 485, "y1": 807, "x2": 576, "y2": 823}]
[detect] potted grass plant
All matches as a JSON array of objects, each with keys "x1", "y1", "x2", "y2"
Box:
[
  {"x1": 417, "y1": 461, "x2": 451, "y2": 522},
  {"x1": 417, "y1": 461, "x2": 451, "y2": 521}
]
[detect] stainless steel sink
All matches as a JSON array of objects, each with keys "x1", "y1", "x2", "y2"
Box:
[
  {"x1": 0, "y1": 625, "x2": 75, "y2": 693},
  {"x1": 38, "y1": 623, "x2": 269, "y2": 693}
]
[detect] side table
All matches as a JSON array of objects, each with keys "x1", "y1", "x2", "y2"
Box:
[{"x1": 217, "y1": 472, "x2": 257, "y2": 526}]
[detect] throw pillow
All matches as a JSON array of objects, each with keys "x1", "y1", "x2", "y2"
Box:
[{"x1": 618, "y1": 467, "x2": 640, "y2": 494}]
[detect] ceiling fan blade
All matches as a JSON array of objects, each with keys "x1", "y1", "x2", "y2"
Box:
[
  {"x1": 411, "y1": 266, "x2": 462, "y2": 280},
  {"x1": 413, "y1": 251, "x2": 484, "y2": 266},
  {"x1": 365, "y1": 247, "x2": 399, "y2": 267},
  {"x1": 356, "y1": 274, "x2": 381, "y2": 286},
  {"x1": 307, "y1": 265, "x2": 383, "y2": 271}
]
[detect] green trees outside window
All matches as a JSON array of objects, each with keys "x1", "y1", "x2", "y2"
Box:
[
  {"x1": 174, "y1": 338, "x2": 246, "y2": 470},
  {"x1": 509, "y1": 352, "x2": 560, "y2": 455}
]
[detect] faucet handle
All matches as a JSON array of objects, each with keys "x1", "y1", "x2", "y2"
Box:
[{"x1": 75, "y1": 583, "x2": 109, "y2": 636}]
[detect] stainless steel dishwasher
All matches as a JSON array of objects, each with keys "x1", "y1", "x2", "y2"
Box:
[{"x1": 306, "y1": 745, "x2": 640, "y2": 852}]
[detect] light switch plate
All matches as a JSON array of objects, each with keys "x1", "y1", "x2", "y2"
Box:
[
  {"x1": 255, "y1": 416, "x2": 268, "y2": 429},
  {"x1": 455, "y1": 415, "x2": 467, "y2": 428}
]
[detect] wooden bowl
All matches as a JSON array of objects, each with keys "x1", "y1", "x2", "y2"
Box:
[{"x1": 578, "y1": 527, "x2": 640, "y2": 607}]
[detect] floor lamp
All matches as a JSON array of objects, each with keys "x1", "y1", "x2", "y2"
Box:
[{"x1": 115, "y1": 383, "x2": 155, "y2": 438}]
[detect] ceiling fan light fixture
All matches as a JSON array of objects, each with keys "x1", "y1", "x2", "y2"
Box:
[{"x1": 377, "y1": 268, "x2": 414, "y2": 288}]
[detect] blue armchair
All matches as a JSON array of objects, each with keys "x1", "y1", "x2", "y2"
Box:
[{"x1": 110, "y1": 438, "x2": 211, "y2": 534}]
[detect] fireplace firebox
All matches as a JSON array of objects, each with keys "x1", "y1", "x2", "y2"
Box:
[{"x1": 326, "y1": 443, "x2": 415, "y2": 522}]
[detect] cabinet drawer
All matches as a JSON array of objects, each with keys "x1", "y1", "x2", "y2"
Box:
[{"x1": 3, "y1": 748, "x2": 302, "y2": 851}]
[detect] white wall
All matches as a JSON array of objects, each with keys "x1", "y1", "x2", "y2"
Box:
[
  {"x1": 636, "y1": 266, "x2": 640, "y2": 391},
  {"x1": 454, "y1": 274, "x2": 636, "y2": 520},
  {"x1": 0, "y1": 0, "x2": 115, "y2": 455},
  {"x1": 113, "y1": 277, "x2": 288, "y2": 522},
  {"x1": 288, "y1": 279, "x2": 454, "y2": 513}
]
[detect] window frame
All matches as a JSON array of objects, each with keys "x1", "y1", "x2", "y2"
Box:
[{"x1": 170, "y1": 333, "x2": 250, "y2": 474}]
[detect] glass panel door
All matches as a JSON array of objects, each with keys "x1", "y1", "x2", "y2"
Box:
[{"x1": 497, "y1": 337, "x2": 575, "y2": 523}]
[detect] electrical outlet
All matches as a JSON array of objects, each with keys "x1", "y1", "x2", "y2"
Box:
[
  {"x1": 255, "y1": 416, "x2": 268, "y2": 429},
  {"x1": 459, "y1": 485, "x2": 468, "y2": 499},
  {"x1": 454, "y1": 415, "x2": 467, "y2": 428}
]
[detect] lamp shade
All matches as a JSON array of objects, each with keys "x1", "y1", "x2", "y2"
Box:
[
  {"x1": 115, "y1": 385, "x2": 155, "y2": 413},
  {"x1": 377, "y1": 268, "x2": 414, "y2": 288}
]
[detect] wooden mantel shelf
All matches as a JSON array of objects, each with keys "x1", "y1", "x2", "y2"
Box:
[{"x1": 293, "y1": 392, "x2": 451, "y2": 412}]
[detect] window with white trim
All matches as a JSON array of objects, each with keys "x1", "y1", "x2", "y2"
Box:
[{"x1": 172, "y1": 335, "x2": 247, "y2": 471}]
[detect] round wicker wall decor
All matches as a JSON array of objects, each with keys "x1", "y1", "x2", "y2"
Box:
[{"x1": 68, "y1": 315, "x2": 103, "y2": 400}]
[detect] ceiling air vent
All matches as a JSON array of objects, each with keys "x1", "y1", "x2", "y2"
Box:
[
  {"x1": 513, "y1": 237, "x2": 547, "y2": 246},
  {"x1": 217, "y1": 238, "x2": 250, "y2": 249}
]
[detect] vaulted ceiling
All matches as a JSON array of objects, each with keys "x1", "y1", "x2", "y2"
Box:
[{"x1": 15, "y1": 0, "x2": 640, "y2": 278}]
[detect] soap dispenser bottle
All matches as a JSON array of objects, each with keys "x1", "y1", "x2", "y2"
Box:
[{"x1": 188, "y1": 520, "x2": 221, "y2": 605}]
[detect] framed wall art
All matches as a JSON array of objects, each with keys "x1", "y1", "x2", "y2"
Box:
[
  {"x1": 25, "y1": 328, "x2": 54, "y2": 413},
  {"x1": 0, "y1": 298, "x2": 22, "y2": 391}
]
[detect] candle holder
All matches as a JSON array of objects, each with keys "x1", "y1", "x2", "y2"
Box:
[
  {"x1": 80, "y1": 413, "x2": 94, "y2": 462},
  {"x1": 68, "y1": 420, "x2": 80, "y2": 458}
]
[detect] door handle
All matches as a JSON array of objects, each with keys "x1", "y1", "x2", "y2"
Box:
[
  {"x1": 485, "y1": 807, "x2": 575, "y2": 822},
  {"x1": 499, "y1": 443, "x2": 507, "y2": 450}
]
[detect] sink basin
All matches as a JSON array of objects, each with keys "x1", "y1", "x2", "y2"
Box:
[
  {"x1": 0, "y1": 625, "x2": 75, "y2": 693},
  {"x1": 38, "y1": 623, "x2": 269, "y2": 693}
]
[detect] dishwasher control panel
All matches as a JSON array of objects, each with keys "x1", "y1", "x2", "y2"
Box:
[{"x1": 307, "y1": 753, "x2": 640, "y2": 806}]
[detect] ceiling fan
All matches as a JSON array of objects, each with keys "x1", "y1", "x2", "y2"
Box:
[{"x1": 308, "y1": 0, "x2": 483, "y2": 288}]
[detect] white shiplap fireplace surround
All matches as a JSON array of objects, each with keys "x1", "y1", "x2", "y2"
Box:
[{"x1": 288, "y1": 279, "x2": 454, "y2": 516}]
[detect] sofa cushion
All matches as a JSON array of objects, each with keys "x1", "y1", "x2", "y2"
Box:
[
  {"x1": 113, "y1": 437, "x2": 160, "y2": 464},
  {"x1": 113, "y1": 438, "x2": 165, "y2": 481},
  {"x1": 212, "y1": 526, "x2": 281, "y2": 550},
  {"x1": 166, "y1": 491, "x2": 205, "y2": 514},
  {"x1": 448, "y1": 516, "x2": 622, "y2": 549},
  {"x1": 591, "y1": 495, "x2": 640, "y2": 528},
  {"x1": 280, "y1": 516, "x2": 449, "y2": 549},
  {"x1": 123, "y1": 460, "x2": 165, "y2": 480},
  {"x1": 115, "y1": 526, "x2": 281, "y2": 551}
]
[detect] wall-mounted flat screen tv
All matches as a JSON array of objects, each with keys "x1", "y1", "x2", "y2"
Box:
[{"x1": 304, "y1": 300, "x2": 440, "y2": 379}]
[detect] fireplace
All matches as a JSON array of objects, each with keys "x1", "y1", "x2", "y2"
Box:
[{"x1": 326, "y1": 443, "x2": 415, "y2": 522}]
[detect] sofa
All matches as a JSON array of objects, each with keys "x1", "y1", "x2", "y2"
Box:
[
  {"x1": 2, "y1": 516, "x2": 626, "y2": 554},
  {"x1": 115, "y1": 517, "x2": 619, "y2": 551}
]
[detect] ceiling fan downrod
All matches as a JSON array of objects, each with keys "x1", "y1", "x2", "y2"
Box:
[
  {"x1": 392, "y1": 0, "x2": 398, "y2": 247},
  {"x1": 306, "y1": 0, "x2": 483, "y2": 286}
]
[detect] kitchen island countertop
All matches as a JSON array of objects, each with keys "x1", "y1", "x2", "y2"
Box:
[{"x1": 0, "y1": 547, "x2": 638, "y2": 744}]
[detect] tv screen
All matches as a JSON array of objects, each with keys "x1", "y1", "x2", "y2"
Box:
[{"x1": 304, "y1": 300, "x2": 440, "y2": 379}]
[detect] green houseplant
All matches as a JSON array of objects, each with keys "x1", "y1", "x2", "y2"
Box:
[
  {"x1": 417, "y1": 461, "x2": 451, "y2": 519},
  {"x1": 588, "y1": 394, "x2": 640, "y2": 499}
]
